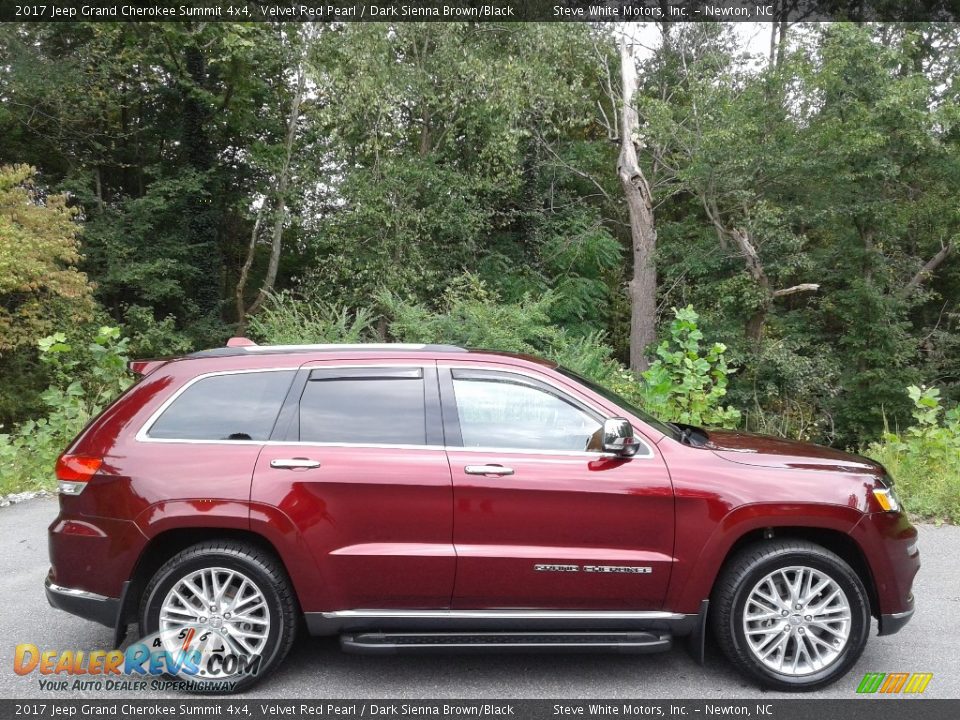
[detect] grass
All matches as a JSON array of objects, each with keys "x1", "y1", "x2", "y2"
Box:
[{"x1": 865, "y1": 440, "x2": 960, "y2": 525}]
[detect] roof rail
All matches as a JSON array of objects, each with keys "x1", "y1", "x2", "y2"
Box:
[{"x1": 188, "y1": 341, "x2": 467, "y2": 359}]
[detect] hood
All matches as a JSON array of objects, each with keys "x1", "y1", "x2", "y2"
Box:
[{"x1": 704, "y1": 429, "x2": 883, "y2": 474}]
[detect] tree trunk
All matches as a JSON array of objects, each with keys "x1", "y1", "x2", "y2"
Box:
[
  {"x1": 617, "y1": 37, "x2": 658, "y2": 372},
  {"x1": 730, "y1": 227, "x2": 819, "y2": 342},
  {"x1": 900, "y1": 243, "x2": 953, "y2": 298},
  {"x1": 235, "y1": 34, "x2": 310, "y2": 334}
]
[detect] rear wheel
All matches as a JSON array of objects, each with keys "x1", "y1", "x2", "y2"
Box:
[
  {"x1": 711, "y1": 539, "x2": 870, "y2": 691},
  {"x1": 140, "y1": 541, "x2": 297, "y2": 693}
]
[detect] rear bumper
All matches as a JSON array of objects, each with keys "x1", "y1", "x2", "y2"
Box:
[{"x1": 45, "y1": 576, "x2": 120, "y2": 629}]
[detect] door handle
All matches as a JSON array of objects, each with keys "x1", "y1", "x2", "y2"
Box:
[
  {"x1": 270, "y1": 458, "x2": 321, "y2": 470},
  {"x1": 464, "y1": 465, "x2": 514, "y2": 476}
]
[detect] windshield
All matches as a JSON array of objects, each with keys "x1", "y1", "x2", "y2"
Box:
[{"x1": 556, "y1": 367, "x2": 680, "y2": 441}]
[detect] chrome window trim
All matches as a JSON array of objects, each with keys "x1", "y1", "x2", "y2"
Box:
[
  {"x1": 136, "y1": 363, "x2": 433, "y2": 445},
  {"x1": 135, "y1": 362, "x2": 654, "y2": 460},
  {"x1": 440, "y1": 363, "x2": 654, "y2": 459},
  {"x1": 136, "y1": 366, "x2": 301, "y2": 443}
]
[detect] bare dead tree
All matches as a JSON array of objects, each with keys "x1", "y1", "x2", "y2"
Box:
[{"x1": 617, "y1": 35, "x2": 658, "y2": 372}]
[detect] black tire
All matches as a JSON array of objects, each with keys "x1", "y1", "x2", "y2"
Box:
[
  {"x1": 710, "y1": 539, "x2": 870, "y2": 691},
  {"x1": 140, "y1": 541, "x2": 298, "y2": 693}
]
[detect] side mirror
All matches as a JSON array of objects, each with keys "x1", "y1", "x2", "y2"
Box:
[{"x1": 602, "y1": 418, "x2": 642, "y2": 457}]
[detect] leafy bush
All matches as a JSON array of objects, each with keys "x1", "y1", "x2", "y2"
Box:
[
  {"x1": 634, "y1": 306, "x2": 741, "y2": 428},
  {"x1": 0, "y1": 326, "x2": 132, "y2": 495},
  {"x1": 249, "y1": 291, "x2": 377, "y2": 345},
  {"x1": 0, "y1": 164, "x2": 95, "y2": 352},
  {"x1": 380, "y1": 274, "x2": 624, "y2": 383},
  {"x1": 121, "y1": 305, "x2": 194, "y2": 358},
  {"x1": 865, "y1": 386, "x2": 960, "y2": 523}
]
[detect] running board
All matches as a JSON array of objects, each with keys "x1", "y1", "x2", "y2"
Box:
[{"x1": 340, "y1": 630, "x2": 672, "y2": 655}]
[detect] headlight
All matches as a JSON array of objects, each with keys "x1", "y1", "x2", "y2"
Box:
[{"x1": 872, "y1": 485, "x2": 901, "y2": 513}]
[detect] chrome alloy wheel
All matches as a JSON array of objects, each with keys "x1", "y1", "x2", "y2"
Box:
[
  {"x1": 159, "y1": 566, "x2": 271, "y2": 677},
  {"x1": 742, "y1": 565, "x2": 852, "y2": 676}
]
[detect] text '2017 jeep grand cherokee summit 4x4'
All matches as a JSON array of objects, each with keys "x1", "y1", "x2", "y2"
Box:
[{"x1": 46, "y1": 340, "x2": 919, "y2": 692}]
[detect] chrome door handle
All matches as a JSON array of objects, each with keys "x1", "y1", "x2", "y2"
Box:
[
  {"x1": 270, "y1": 458, "x2": 321, "y2": 470},
  {"x1": 464, "y1": 465, "x2": 514, "y2": 476}
]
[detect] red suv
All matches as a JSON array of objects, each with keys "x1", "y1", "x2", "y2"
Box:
[{"x1": 46, "y1": 341, "x2": 919, "y2": 692}]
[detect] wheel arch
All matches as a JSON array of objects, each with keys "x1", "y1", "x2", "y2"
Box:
[
  {"x1": 669, "y1": 503, "x2": 878, "y2": 618},
  {"x1": 716, "y1": 526, "x2": 879, "y2": 620},
  {"x1": 119, "y1": 526, "x2": 296, "y2": 632}
]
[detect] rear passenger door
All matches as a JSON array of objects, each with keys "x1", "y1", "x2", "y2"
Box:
[{"x1": 251, "y1": 361, "x2": 455, "y2": 610}]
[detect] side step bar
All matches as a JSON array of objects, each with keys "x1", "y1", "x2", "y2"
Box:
[{"x1": 341, "y1": 631, "x2": 672, "y2": 655}]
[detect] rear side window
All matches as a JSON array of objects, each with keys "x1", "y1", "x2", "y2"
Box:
[
  {"x1": 147, "y1": 370, "x2": 295, "y2": 441},
  {"x1": 299, "y1": 369, "x2": 426, "y2": 445}
]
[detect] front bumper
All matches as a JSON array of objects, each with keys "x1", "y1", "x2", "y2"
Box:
[
  {"x1": 45, "y1": 576, "x2": 120, "y2": 629},
  {"x1": 879, "y1": 599, "x2": 915, "y2": 636},
  {"x1": 850, "y1": 510, "x2": 920, "y2": 628}
]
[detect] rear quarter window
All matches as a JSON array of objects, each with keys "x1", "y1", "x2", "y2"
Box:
[{"x1": 146, "y1": 370, "x2": 295, "y2": 441}]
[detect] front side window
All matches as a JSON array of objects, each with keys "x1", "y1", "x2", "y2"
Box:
[
  {"x1": 452, "y1": 373, "x2": 601, "y2": 451},
  {"x1": 147, "y1": 370, "x2": 295, "y2": 441},
  {"x1": 299, "y1": 371, "x2": 427, "y2": 445}
]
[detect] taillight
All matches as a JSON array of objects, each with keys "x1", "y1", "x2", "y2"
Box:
[{"x1": 55, "y1": 454, "x2": 103, "y2": 495}]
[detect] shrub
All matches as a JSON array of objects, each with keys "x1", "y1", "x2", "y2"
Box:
[
  {"x1": 244, "y1": 277, "x2": 741, "y2": 432},
  {"x1": 632, "y1": 306, "x2": 741, "y2": 428},
  {"x1": 0, "y1": 326, "x2": 132, "y2": 495},
  {"x1": 865, "y1": 386, "x2": 960, "y2": 523},
  {"x1": 249, "y1": 291, "x2": 377, "y2": 345}
]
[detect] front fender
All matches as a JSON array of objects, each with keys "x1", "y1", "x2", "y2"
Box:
[{"x1": 665, "y1": 502, "x2": 864, "y2": 613}]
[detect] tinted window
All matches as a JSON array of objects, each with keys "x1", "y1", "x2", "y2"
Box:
[
  {"x1": 148, "y1": 371, "x2": 294, "y2": 441},
  {"x1": 555, "y1": 366, "x2": 678, "y2": 440},
  {"x1": 299, "y1": 375, "x2": 426, "y2": 445},
  {"x1": 453, "y1": 376, "x2": 600, "y2": 451}
]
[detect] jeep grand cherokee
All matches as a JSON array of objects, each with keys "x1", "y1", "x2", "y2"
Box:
[{"x1": 46, "y1": 340, "x2": 919, "y2": 692}]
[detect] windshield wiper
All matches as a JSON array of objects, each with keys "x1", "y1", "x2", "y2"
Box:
[{"x1": 669, "y1": 422, "x2": 705, "y2": 446}]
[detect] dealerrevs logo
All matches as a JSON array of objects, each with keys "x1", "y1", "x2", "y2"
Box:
[
  {"x1": 856, "y1": 672, "x2": 933, "y2": 694},
  {"x1": 14, "y1": 625, "x2": 261, "y2": 692}
]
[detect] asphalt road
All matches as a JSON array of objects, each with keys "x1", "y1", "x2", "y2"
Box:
[{"x1": 1, "y1": 496, "x2": 957, "y2": 700}]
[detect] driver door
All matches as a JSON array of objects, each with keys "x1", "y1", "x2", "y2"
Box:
[{"x1": 441, "y1": 366, "x2": 675, "y2": 610}]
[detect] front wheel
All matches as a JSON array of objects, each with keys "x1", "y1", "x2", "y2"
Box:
[
  {"x1": 140, "y1": 541, "x2": 298, "y2": 693},
  {"x1": 711, "y1": 540, "x2": 870, "y2": 691}
]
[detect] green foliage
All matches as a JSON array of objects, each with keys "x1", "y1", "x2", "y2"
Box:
[
  {"x1": 304, "y1": 22, "x2": 621, "y2": 333},
  {"x1": 249, "y1": 291, "x2": 377, "y2": 345},
  {"x1": 0, "y1": 326, "x2": 132, "y2": 495},
  {"x1": 258, "y1": 277, "x2": 739, "y2": 430},
  {"x1": 0, "y1": 164, "x2": 94, "y2": 351},
  {"x1": 866, "y1": 386, "x2": 960, "y2": 523},
  {"x1": 121, "y1": 305, "x2": 194, "y2": 359},
  {"x1": 634, "y1": 306, "x2": 741, "y2": 428},
  {"x1": 381, "y1": 274, "x2": 624, "y2": 386}
]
